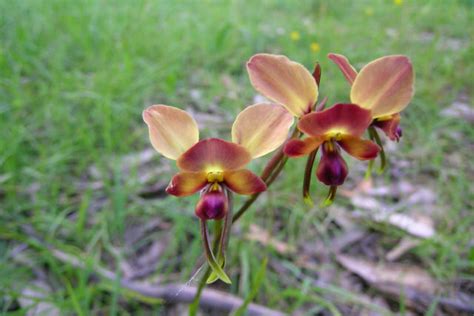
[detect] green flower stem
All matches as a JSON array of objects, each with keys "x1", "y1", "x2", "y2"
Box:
[
  {"x1": 303, "y1": 148, "x2": 318, "y2": 206},
  {"x1": 368, "y1": 126, "x2": 386, "y2": 172},
  {"x1": 189, "y1": 220, "x2": 223, "y2": 316}
]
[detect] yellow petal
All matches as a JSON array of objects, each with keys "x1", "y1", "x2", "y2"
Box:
[
  {"x1": 247, "y1": 54, "x2": 318, "y2": 117},
  {"x1": 232, "y1": 103, "x2": 294, "y2": 158},
  {"x1": 143, "y1": 105, "x2": 199, "y2": 160},
  {"x1": 351, "y1": 55, "x2": 414, "y2": 118}
]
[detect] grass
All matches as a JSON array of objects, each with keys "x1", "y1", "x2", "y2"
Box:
[{"x1": 1, "y1": 0, "x2": 473, "y2": 314}]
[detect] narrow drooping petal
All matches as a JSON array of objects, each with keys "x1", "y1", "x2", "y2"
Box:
[
  {"x1": 224, "y1": 169, "x2": 266, "y2": 195},
  {"x1": 247, "y1": 54, "x2": 318, "y2": 117},
  {"x1": 284, "y1": 136, "x2": 324, "y2": 157},
  {"x1": 298, "y1": 104, "x2": 372, "y2": 138},
  {"x1": 373, "y1": 113, "x2": 402, "y2": 141},
  {"x1": 195, "y1": 190, "x2": 228, "y2": 220},
  {"x1": 232, "y1": 103, "x2": 294, "y2": 158},
  {"x1": 328, "y1": 53, "x2": 358, "y2": 85},
  {"x1": 166, "y1": 172, "x2": 208, "y2": 197},
  {"x1": 143, "y1": 105, "x2": 199, "y2": 160},
  {"x1": 351, "y1": 55, "x2": 414, "y2": 118},
  {"x1": 338, "y1": 135, "x2": 380, "y2": 160},
  {"x1": 177, "y1": 138, "x2": 252, "y2": 172},
  {"x1": 316, "y1": 147, "x2": 348, "y2": 186}
]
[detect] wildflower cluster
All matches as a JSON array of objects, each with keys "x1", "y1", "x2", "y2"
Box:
[{"x1": 143, "y1": 53, "x2": 414, "y2": 284}]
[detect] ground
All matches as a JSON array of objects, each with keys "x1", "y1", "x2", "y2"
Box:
[{"x1": 0, "y1": 0, "x2": 473, "y2": 315}]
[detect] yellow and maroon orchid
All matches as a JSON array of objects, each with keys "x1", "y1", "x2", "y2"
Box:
[
  {"x1": 328, "y1": 53, "x2": 414, "y2": 141},
  {"x1": 247, "y1": 53, "x2": 320, "y2": 118},
  {"x1": 143, "y1": 103, "x2": 293, "y2": 220},
  {"x1": 143, "y1": 103, "x2": 293, "y2": 283},
  {"x1": 284, "y1": 103, "x2": 380, "y2": 203}
]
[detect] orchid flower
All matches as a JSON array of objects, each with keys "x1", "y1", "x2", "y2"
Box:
[
  {"x1": 143, "y1": 103, "x2": 293, "y2": 282},
  {"x1": 328, "y1": 53, "x2": 414, "y2": 142},
  {"x1": 283, "y1": 103, "x2": 380, "y2": 204}
]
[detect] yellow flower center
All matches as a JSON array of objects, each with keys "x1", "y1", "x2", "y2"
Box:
[
  {"x1": 325, "y1": 129, "x2": 346, "y2": 142},
  {"x1": 207, "y1": 170, "x2": 224, "y2": 183}
]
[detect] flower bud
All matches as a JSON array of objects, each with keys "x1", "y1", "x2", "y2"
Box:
[
  {"x1": 195, "y1": 189, "x2": 228, "y2": 220},
  {"x1": 316, "y1": 144, "x2": 348, "y2": 186}
]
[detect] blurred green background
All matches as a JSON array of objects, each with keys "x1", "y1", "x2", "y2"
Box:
[{"x1": 1, "y1": 0, "x2": 473, "y2": 315}]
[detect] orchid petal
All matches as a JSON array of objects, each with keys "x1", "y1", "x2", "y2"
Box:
[
  {"x1": 338, "y1": 135, "x2": 380, "y2": 160},
  {"x1": 224, "y1": 169, "x2": 266, "y2": 195},
  {"x1": 177, "y1": 138, "x2": 251, "y2": 172},
  {"x1": 247, "y1": 54, "x2": 318, "y2": 117},
  {"x1": 373, "y1": 113, "x2": 402, "y2": 141},
  {"x1": 232, "y1": 103, "x2": 294, "y2": 158},
  {"x1": 351, "y1": 55, "x2": 414, "y2": 118},
  {"x1": 298, "y1": 103, "x2": 372, "y2": 138},
  {"x1": 166, "y1": 172, "x2": 207, "y2": 197},
  {"x1": 328, "y1": 53, "x2": 358, "y2": 85},
  {"x1": 284, "y1": 137, "x2": 324, "y2": 157},
  {"x1": 143, "y1": 105, "x2": 199, "y2": 160}
]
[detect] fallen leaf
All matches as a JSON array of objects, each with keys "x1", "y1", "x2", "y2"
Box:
[
  {"x1": 19, "y1": 280, "x2": 60, "y2": 316},
  {"x1": 386, "y1": 237, "x2": 420, "y2": 261},
  {"x1": 372, "y1": 212, "x2": 435, "y2": 239},
  {"x1": 336, "y1": 254, "x2": 440, "y2": 295}
]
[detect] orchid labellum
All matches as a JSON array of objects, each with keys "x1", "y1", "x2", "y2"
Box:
[{"x1": 143, "y1": 103, "x2": 293, "y2": 283}]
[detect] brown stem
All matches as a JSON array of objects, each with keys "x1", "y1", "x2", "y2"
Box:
[{"x1": 260, "y1": 147, "x2": 284, "y2": 182}]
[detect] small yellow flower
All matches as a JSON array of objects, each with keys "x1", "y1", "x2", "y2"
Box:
[
  {"x1": 310, "y1": 42, "x2": 321, "y2": 52},
  {"x1": 394, "y1": 0, "x2": 403, "y2": 5},
  {"x1": 365, "y1": 7, "x2": 374, "y2": 16},
  {"x1": 290, "y1": 31, "x2": 301, "y2": 41}
]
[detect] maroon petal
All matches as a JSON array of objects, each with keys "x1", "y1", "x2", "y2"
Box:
[
  {"x1": 338, "y1": 135, "x2": 380, "y2": 160},
  {"x1": 284, "y1": 136, "x2": 324, "y2": 157},
  {"x1": 298, "y1": 103, "x2": 373, "y2": 138},
  {"x1": 166, "y1": 172, "x2": 208, "y2": 197},
  {"x1": 177, "y1": 138, "x2": 251, "y2": 172},
  {"x1": 373, "y1": 113, "x2": 402, "y2": 141}
]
